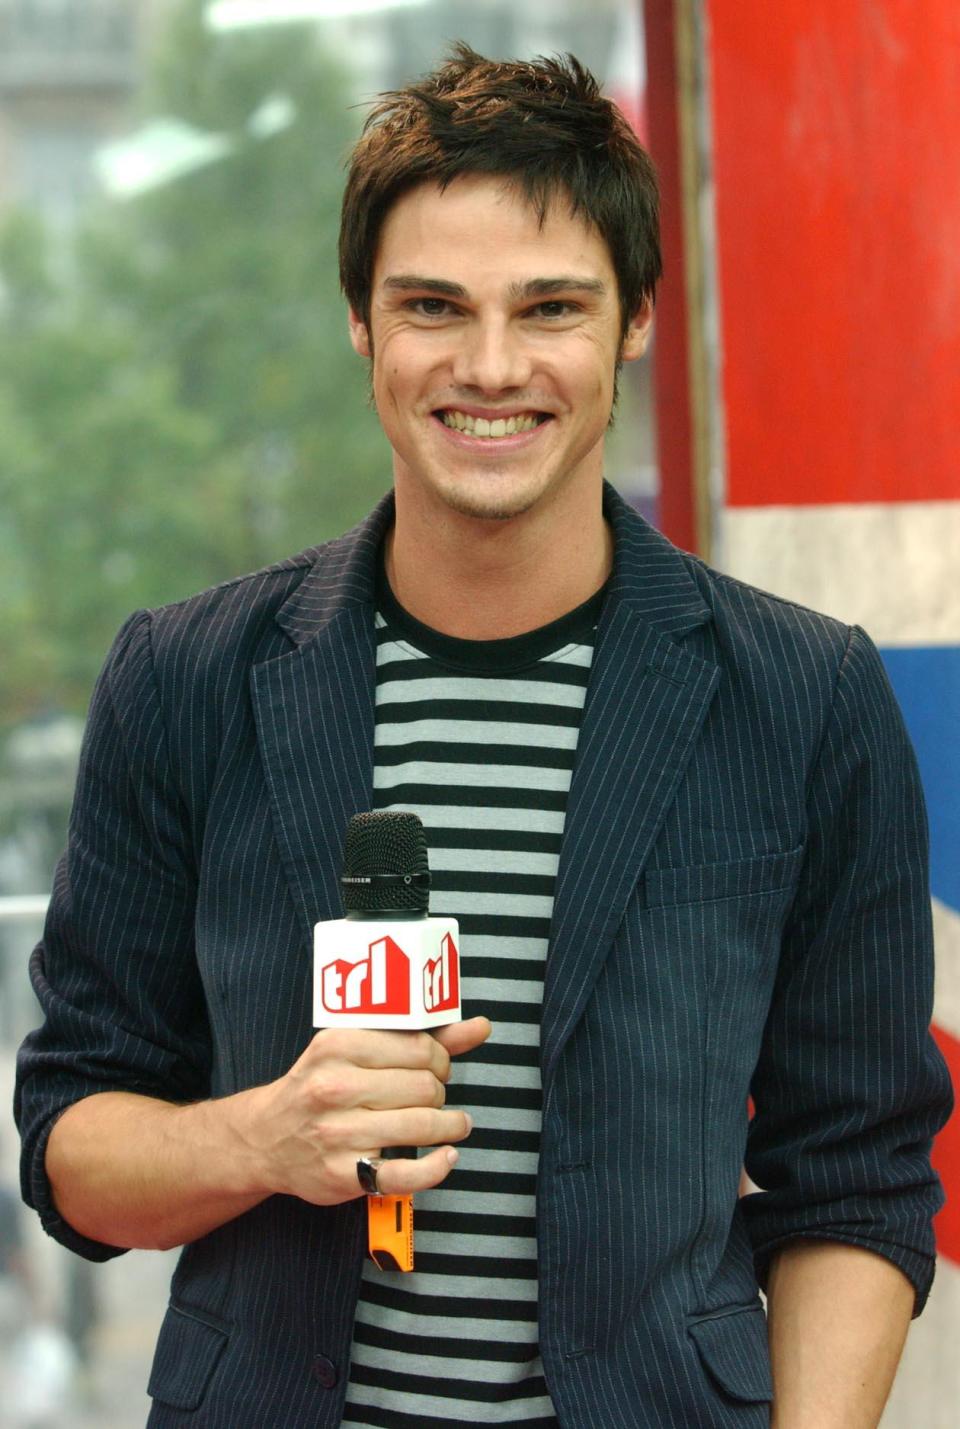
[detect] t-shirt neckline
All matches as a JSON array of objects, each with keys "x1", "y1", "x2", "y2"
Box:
[{"x1": 375, "y1": 553, "x2": 607, "y2": 675}]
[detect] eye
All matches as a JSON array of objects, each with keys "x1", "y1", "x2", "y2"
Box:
[
  {"x1": 409, "y1": 297, "x2": 454, "y2": 318},
  {"x1": 530, "y1": 300, "x2": 577, "y2": 319}
]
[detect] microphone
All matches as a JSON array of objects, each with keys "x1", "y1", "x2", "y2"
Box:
[{"x1": 313, "y1": 811, "x2": 461, "y2": 1270}]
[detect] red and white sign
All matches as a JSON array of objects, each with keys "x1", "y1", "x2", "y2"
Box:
[{"x1": 313, "y1": 916, "x2": 461, "y2": 1030}]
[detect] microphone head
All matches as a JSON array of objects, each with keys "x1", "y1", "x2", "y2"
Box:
[{"x1": 341, "y1": 810, "x2": 430, "y2": 915}]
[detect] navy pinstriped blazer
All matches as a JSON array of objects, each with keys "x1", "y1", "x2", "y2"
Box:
[{"x1": 16, "y1": 484, "x2": 952, "y2": 1428}]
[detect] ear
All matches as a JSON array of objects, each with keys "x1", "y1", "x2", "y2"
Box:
[
  {"x1": 348, "y1": 307, "x2": 371, "y2": 358},
  {"x1": 619, "y1": 300, "x2": 654, "y2": 363}
]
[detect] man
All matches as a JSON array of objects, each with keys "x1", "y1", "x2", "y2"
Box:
[{"x1": 16, "y1": 44, "x2": 952, "y2": 1429}]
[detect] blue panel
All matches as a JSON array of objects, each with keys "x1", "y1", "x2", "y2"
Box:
[{"x1": 880, "y1": 646, "x2": 960, "y2": 915}]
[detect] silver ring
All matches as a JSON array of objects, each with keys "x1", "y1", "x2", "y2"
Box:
[{"x1": 356, "y1": 1156, "x2": 385, "y2": 1195}]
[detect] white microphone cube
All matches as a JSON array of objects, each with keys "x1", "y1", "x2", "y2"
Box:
[{"x1": 313, "y1": 915, "x2": 461, "y2": 1030}]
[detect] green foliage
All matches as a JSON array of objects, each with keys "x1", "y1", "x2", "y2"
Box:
[{"x1": 0, "y1": 0, "x2": 389, "y2": 727}]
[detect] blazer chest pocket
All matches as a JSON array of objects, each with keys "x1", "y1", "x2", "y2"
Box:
[
  {"x1": 644, "y1": 846, "x2": 803, "y2": 908},
  {"x1": 148, "y1": 1301, "x2": 232, "y2": 1411}
]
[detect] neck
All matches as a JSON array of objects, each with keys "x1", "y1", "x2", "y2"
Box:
[{"x1": 385, "y1": 486, "x2": 613, "y2": 640}]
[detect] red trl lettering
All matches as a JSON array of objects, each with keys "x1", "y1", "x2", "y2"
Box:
[
  {"x1": 423, "y1": 932, "x2": 460, "y2": 1014},
  {"x1": 320, "y1": 935, "x2": 410, "y2": 1015}
]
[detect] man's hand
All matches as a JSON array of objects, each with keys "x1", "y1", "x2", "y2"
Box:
[
  {"x1": 234, "y1": 1018, "x2": 491, "y2": 1204},
  {"x1": 46, "y1": 1016, "x2": 491, "y2": 1251}
]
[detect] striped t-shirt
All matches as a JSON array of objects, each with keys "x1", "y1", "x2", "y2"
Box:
[{"x1": 340, "y1": 571, "x2": 603, "y2": 1427}]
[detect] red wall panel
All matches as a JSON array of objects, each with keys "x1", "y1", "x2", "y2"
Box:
[
  {"x1": 932, "y1": 1024, "x2": 960, "y2": 1265},
  {"x1": 708, "y1": 2, "x2": 960, "y2": 507}
]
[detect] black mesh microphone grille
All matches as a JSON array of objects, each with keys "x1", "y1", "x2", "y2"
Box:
[{"x1": 342, "y1": 810, "x2": 430, "y2": 914}]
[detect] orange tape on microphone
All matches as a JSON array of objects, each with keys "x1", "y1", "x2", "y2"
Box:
[{"x1": 367, "y1": 1192, "x2": 414, "y2": 1272}]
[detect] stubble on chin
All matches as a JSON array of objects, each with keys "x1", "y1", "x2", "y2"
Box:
[
  {"x1": 432, "y1": 474, "x2": 545, "y2": 524},
  {"x1": 439, "y1": 491, "x2": 533, "y2": 523}
]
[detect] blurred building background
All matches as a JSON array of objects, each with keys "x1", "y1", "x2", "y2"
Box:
[{"x1": 0, "y1": 1, "x2": 955, "y2": 1424}]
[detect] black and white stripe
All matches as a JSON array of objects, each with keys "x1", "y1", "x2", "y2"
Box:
[{"x1": 341, "y1": 582, "x2": 603, "y2": 1427}]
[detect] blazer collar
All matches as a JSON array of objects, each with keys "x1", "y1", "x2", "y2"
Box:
[
  {"x1": 601, "y1": 484, "x2": 711, "y2": 635},
  {"x1": 272, "y1": 482, "x2": 712, "y2": 647},
  {"x1": 273, "y1": 491, "x2": 394, "y2": 647}
]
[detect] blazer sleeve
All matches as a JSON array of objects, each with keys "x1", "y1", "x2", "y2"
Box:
[
  {"x1": 15, "y1": 610, "x2": 211, "y2": 1261},
  {"x1": 742, "y1": 624, "x2": 953, "y2": 1314}
]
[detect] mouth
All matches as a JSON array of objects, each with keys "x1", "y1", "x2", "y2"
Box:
[{"x1": 435, "y1": 408, "x2": 552, "y2": 440}]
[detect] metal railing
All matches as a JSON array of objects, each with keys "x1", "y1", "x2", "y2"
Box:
[{"x1": 0, "y1": 894, "x2": 49, "y2": 923}]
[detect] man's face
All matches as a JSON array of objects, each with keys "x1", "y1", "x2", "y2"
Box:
[{"x1": 348, "y1": 175, "x2": 651, "y2": 526}]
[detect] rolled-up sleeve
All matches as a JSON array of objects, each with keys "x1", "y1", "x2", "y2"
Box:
[
  {"x1": 15, "y1": 609, "x2": 211, "y2": 1261},
  {"x1": 743, "y1": 624, "x2": 953, "y2": 1314}
]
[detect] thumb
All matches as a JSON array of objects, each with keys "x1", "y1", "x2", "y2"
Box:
[{"x1": 433, "y1": 1016, "x2": 492, "y2": 1058}]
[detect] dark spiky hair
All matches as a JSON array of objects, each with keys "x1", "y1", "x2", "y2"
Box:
[{"x1": 339, "y1": 43, "x2": 661, "y2": 338}]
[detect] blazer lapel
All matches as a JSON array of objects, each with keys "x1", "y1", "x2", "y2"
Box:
[
  {"x1": 251, "y1": 493, "x2": 394, "y2": 938},
  {"x1": 540, "y1": 488, "x2": 720, "y2": 1089}
]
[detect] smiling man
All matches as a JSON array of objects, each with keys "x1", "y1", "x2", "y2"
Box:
[
  {"x1": 16, "y1": 44, "x2": 951, "y2": 1429},
  {"x1": 348, "y1": 175, "x2": 650, "y2": 643}
]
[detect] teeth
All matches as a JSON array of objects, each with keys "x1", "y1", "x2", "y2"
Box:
[{"x1": 441, "y1": 411, "x2": 542, "y2": 437}]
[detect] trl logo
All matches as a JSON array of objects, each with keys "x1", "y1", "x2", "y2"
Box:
[
  {"x1": 321, "y1": 936, "x2": 410, "y2": 1015},
  {"x1": 423, "y1": 932, "x2": 459, "y2": 1015}
]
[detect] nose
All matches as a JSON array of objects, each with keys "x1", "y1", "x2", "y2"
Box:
[{"x1": 450, "y1": 315, "x2": 532, "y2": 394}]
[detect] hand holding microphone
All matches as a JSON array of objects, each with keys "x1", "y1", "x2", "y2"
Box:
[
  {"x1": 312, "y1": 810, "x2": 485, "y2": 1268},
  {"x1": 229, "y1": 811, "x2": 488, "y2": 1238},
  {"x1": 242, "y1": 1020, "x2": 483, "y2": 1208}
]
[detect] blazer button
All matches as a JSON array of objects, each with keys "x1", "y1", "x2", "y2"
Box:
[{"x1": 311, "y1": 1355, "x2": 338, "y2": 1389}]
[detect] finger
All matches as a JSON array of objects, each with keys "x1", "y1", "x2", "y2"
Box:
[
  {"x1": 367, "y1": 1107, "x2": 473, "y2": 1150},
  {"x1": 319, "y1": 1105, "x2": 471, "y2": 1152},
  {"x1": 432, "y1": 1016, "x2": 493, "y2": 1059},
  {"x1": 354, "y1": 1067, "x2": 448, "y2": 1112},
  {"x1": 308, "y1": 1027, "x2": 450, "y2": 1078},
  {"x1": 367, "y1": 1146, "x2": 462, "y2": 1196},
  {"x1": 307, "y1": 1063, "x2": 446, "y2": 1114}
]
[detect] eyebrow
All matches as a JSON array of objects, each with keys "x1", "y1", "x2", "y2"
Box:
[{"x1": 382, "y1": 274, "x2": 608, "y2": 301}]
